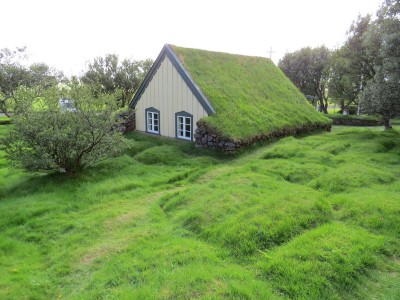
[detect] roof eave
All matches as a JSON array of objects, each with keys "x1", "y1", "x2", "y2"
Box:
[{"x1": 129, "y1": 45, "x2": 168, "y2": 109}]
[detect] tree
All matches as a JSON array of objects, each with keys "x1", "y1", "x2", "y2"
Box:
[
  {"x1": 0, "y1": 47, "x2": 30, "y2": 97},
  {"x1": 0, "y1": 47, "x2": 65, "y2": 116},
  {"x1": 360, "y1": 70, "x2": 400, "y2": 129},
  {"x1": 328, "y1": 15, "x2": 381, "y2": 113},
  {"x1": 359, "y1": 0, "x2": 400, "y2": 129},
  {"x1": 28, "y1": 63, "x2": 65, "y2": 88},
  {"x1": 1, "y1": 85, "x2": 127, "y2": 175},
  {"x1": 327, "y1": 47, "x2": 359, "y2": 112},
  {"x1": 278, "y1": 46, "x2": 331, "y2": 113},
  {"x1": 81, "y1": 54, "x2": 153, "y2": 107}
]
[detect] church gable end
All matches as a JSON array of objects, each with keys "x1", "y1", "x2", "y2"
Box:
[{"x1": 131, "y1": 45, "x2": 212, "y2": 139}]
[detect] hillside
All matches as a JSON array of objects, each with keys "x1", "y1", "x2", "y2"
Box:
[
  {"x1": 172, "y1": 45, "x2": 331, "y2": 140},
  {"x1": 0, "y1": 125, "x2": 400, "y2": 299}
]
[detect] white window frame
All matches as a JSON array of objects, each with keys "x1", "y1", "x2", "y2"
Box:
[
  {"x1": 146, "y1": 108, "x2": 160, "y2": 134},
  {"x1": 176, "y1": 112, "x2": 192, "y2": 141}
]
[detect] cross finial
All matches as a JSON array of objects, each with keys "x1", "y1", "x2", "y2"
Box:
[{"x1": 267, "y1": 47, "x2": 276, "y2": 59}]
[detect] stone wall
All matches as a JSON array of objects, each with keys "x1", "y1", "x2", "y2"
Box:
[
  {"x1": 194, "y1": 122, "x2": 240, "y2": 151},
  {"x1": 194, "y1": 119, "x2": 332, "y2": 152},
  {"x1": 118, "y1": 109, "x2": 136, "y2": 133}
]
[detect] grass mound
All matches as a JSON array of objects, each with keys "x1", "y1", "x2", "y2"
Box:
[
  {"x1": 260, "y1": 223, "x2": 386, "y2": 299},
  {"x1": 134, "y1": 145, "x2": 185, "y2": 165},
  {"x1": 204, "y1": 197, "x2": 331, "y2": 257},
  {"x1": 161, "y1": 169, "x2": 332, "y2": 257},
  {"x1": 1, "y1": 126, "x2": 400, "y2": 299},
  {"x1": 331, "y1": 185, "x2": 400, "y2": 239},
  {"x1": 310, "y1": 163, "x2": 395, "y2": 192},
  {"x1": 172, "y1": 45, "x2": 331, "y2": 140},
  {"x1": 0, "y1": 118, "x2": 11, "y2": 125}
]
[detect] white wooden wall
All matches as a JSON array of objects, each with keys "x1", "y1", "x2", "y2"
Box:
[{"x1": 135, "y1": 55, "x2": 208, "y2": 138}]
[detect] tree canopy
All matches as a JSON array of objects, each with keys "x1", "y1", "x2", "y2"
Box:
[
  {"x1": 327, "y1": 15, "x2": 380, "y2": 112},
  {"x1": 279, "y1": 1, "x2": 399, "y2": 127},
  {"x1": 359, "y1": 0, "x2": 400, "y2": 129},
  {"x1": 278, "y1": 46, "x2": 331, "y2": 113},
  {"x1": 81, "y1": 54, "x2": 153, "y2": 107},
  {"x1": 0, "y1": 47, "x2": 65, "y2": 116}
]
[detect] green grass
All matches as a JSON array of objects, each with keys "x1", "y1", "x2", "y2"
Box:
[
  {"x1": 0, "y1": 116, "x2": 11, "y2": 125},
  {"x1": 259, "y1": 223, "x2": 386, "y2": 298},
  {"x1": 1, "y1": 126, "x2": 400, "y2": 299},
  {"x1": 172, "y1": 45, "x2": 331, "y2": 140}
]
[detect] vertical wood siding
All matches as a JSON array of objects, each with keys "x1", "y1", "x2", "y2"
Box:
[{"x1": 135, "y1": 55, "x2": 208, "y2": 138}]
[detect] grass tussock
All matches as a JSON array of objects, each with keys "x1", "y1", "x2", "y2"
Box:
[
  {"x1": 1, "y1": 126, "x2": 400, "y2": 299},
  {"x1": 259, "y1": 223, "x2": 386, "y2": 299},
  {"x1": 161, "y1": 170, "x2": 332, "y2": 257}
]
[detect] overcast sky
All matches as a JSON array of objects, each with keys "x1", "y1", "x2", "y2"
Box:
[{"x1": 2, "y1": 0, "x2": 383, "y2": 76}]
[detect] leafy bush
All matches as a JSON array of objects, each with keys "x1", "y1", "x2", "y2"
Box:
[{"x1": 1, "y1": 85, "x2": 126, "y2": 175}]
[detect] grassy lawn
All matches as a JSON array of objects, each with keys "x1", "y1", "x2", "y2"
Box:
[{"x1": 1, "y1": 124, "x2": 399, "y2": 299}]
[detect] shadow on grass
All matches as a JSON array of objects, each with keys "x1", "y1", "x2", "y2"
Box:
[{"x1": 0, "y1": 172, "x2": 83, "y2": 201}]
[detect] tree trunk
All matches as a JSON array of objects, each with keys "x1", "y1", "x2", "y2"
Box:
[
  {"x1": 319, "y1": 98, "x2": 328, "y2": 114},
  {"x1": 323, "y1": 98, "x2": 328, "y2": 114},
  {"x1": 383, "y1": 117, "x2": 392, "y2": 130}
]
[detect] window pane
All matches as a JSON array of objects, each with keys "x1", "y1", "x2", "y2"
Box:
[
  {"x1": 147, "y1": 112, "x2": 152, "y2": 131},
  {"x1": 154, "y1": 125, "x2": 158, "y2": 131},
  {"x1": 154, "y1": 113, "x2": 158, "y2": 121}
]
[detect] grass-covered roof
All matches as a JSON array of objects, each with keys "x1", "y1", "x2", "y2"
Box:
[{"x1": 171, "y1": 45, "x2": 331, "y2": 140}]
